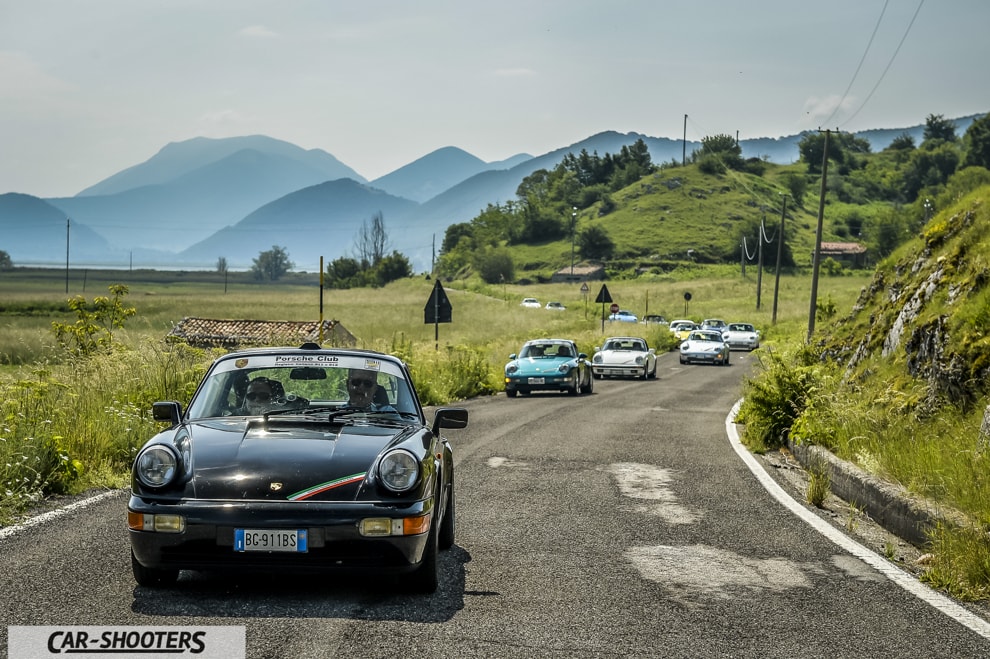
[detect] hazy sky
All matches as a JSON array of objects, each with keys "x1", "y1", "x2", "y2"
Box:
[{"x1": 2, "y1": 0, "x2": 987, "y2": 198}]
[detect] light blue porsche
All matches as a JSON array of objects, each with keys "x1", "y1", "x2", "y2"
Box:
[{"x1": 504, "y1": 339, "x2": 593, "y2": 397}]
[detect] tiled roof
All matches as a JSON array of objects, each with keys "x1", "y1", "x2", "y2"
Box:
[
  {"x1": 553, "y1": 264, "x2": 604, "y2": 276},
  {"x1": 820, "y1": 242, "x2": 867, "y2": 254},
  {"x1": 166, "y1": 317, "x2": 357, "y2": 348}
]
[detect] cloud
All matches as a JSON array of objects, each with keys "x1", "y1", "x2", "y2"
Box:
[
  {"x1": 803, "y1": 94, "x2": 856, "y2": 124},
  {"x1": 239, "y1": 25, "x2": 280, "y2": 39},
  {"x1": 0, "y1": 51, "x2": 76, "y2": 99},
  {"x1": 493, "y1": 67, "x2": 537, "y2": 78},
  {"x1": 197, "y1": 109, "x2": 257, "y2": 132}
]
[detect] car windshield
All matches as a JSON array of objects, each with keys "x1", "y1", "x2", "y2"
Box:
[
  {"x1": 522, "y1": 343, "x2": 573, "y2": 358},
  {"x1": 690, "y1": 332, "x2": 722, "y2": 342},
  {"x1": 185, "y1": 354, "x2": 419, "y2": 420},
  {"x1": 730, "y1": 324, "x2": 753, "y2": 331},
  {"x1": 606, "y1": 340, "x2": 645, "y2": 351}
]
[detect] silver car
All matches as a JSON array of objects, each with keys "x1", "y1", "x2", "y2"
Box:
[{"x1": 724, "y1": 322, "x2": 761, "y2": 351}]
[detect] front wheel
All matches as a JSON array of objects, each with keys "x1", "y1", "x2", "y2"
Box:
[
  {"x1": 409, "y1": 512, "x2": 439, "y2": 593},
  {"x1": 506, "y1": 389, "x2": 517, "y2": 398},
  {"x1": 438, "y1": 483, "x2": 455, "y2": 550},
  {"x1": 580, "y1": 370, "x2": 593, "y2": 394},
  {"x1": 131, "y1": 551, "x2": 179, "y2": 587}
]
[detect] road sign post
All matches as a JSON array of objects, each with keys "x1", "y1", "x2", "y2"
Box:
[
  {"x1": 595, "y1": 284, "x2": 613, "y2": 333},
  {"x1": 424, "y1": 280, "x2": 453, "y2": 351}
]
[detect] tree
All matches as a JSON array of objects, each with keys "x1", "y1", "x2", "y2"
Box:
[
  {"x1": 355, "y1": 212, "x2": 389, "y2": 266},
  {"x1": 868, "y1": 209, "x2": 907, "y2": 258},
  {"x1": 216, "y1": 256, "x2": 228, "y2": 274},
  {"x1": 900, "y1": 143, "x2": 962, "y2": 201},
  {"x1": 251, "y1": 245, "x2": 294, "y2": 281},
  {"x1": 373, "y1": 251, "x2": 412, "y2": 286},
  {"x1": 578, "y1": 225, "x2": 615, "y2": 260},
  {"x1": 473, "y1": 247, "x2": 515, "y2": 284},
  {"x1": 922, "y1": 113, "x2": 957, "y2": 144},
  {"x1": 441, "y1": 222, "x2": 475, "y2": 254},
  {"x1": 325, "y1": 256, "x2": 365, "y2": 289},
  {"x1": 963, "y1": 113, "x2": 990, "y2": 169},
  {"x1": 697, "y1": 134, "x2": 743, "y2": 171},
  {"x1": 0, "y1": 250, "x2": 12, "y2": 270},
  {"x1": 782, "y1": 172, "x2": 808, "y2": 207},
  {"x1": 885, "y1": 133, "x2": 916, "y2": 153}
]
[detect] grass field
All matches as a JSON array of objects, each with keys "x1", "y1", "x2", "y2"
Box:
[{"x1": 0, "y1": 265, "x2": 871, "y2": 368}]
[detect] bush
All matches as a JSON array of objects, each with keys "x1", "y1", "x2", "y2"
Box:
[{"x1": 736, "y1": 344, "x2": 822, "y2": 451}]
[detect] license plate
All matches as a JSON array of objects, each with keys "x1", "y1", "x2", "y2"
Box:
[
  {"x1": 527, "y1": 377, "x2": 545, "y2": 384},
  {"x1": 234, "y1": 529, "x2": 307, "y2": 552}
]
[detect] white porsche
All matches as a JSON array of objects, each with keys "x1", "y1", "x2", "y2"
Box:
[{"x1": 591, "y1": 336, "x2": 657, "y2": 380}]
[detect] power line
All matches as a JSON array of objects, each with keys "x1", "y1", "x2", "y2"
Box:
[
  {"x1": 821, "y1": 0, "x2": 890, "y2": 127},
  {"x1": 839, "y1": 0, "x2": 925, "y2": 128}
]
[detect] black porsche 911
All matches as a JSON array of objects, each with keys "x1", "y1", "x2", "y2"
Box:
[{"x1": 128, "y1": 343, "x2": 468, "y2": 592}]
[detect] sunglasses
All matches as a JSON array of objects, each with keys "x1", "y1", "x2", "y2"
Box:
[
  {"x1": 246, "y1": 391, "x2": 272, "y2": 401},
  {"x1": 348, "y1": 378, "x2": 376, "y2": 389}
]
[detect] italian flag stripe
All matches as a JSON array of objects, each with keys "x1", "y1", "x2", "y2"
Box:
[{"x1": 288, "y1": 473, "x2": 367, "y2": 501}]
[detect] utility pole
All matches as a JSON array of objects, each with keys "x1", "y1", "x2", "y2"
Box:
[
  {"x1": 682, "y1": 114, "x2": 687, "y2": 167},
  {"x1": 570, "y1": 207, "x2": 577, "y2": 274},
  {"x1": 772, "y1": 194, "x2": 788, "y2": 324},
  {"x1": 65, "y1": 217, "x2": 70, "y2": 294},
  {"x1": 807, "y1": 129, "x2": 831, "y2": 342},
  {"x1": 756, "y1": 210, "x2": 765, "y2": 310}
]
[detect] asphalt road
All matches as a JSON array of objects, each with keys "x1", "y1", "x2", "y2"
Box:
[{"x1": 2, "y1": 350, "x2": 990, "y2": 657}]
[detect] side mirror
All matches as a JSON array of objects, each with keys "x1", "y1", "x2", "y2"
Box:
[
  {"x1": 432, "y1": 407, "x2": 468, "y2": 434},
  {"x1": 152, "y1": 401, "x2": 183, "y2": 425}
]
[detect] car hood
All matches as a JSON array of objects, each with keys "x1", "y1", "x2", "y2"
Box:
[
  {"x1": 682, "y1": 341, "x2": 724, "y2": 352},
  {"x1": 596, "y1": 350, "x2": 646, "y2": 364},
  {"x1": 507, "y1": 357, "x2": 573, "y2": 375},
  {"x1": 178, "y1": 418, "x2": 414, "y2": 501}
]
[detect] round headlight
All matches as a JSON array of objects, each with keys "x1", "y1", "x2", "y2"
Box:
[
  {"x1": 378, "y1": 450, "x2": 420, "y2": 492},
  {"x1": 136, "y1": 445, "x2": 179, "y2": 488},
  {"x1": 505, "y1": 364, "x2": 518, "y2": 375}
]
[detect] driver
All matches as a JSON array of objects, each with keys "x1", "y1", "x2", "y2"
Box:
[
  {"x1": 241, "y1": 376, "x2": 284, "y2": 415},
  {"x1": 346, "y1": 368, "x2": 395, "y2": 411}
]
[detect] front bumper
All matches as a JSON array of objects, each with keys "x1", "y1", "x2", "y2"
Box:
[
  {"x1": 592, "y1": 364, "x2": 645, "y2": 378},
  {"x1": 505, "y1": 373, "x2": 575, "y2": 394},
  {"x1": 681, "y1": 351, "x2": 728, "y2": 364},
  {"x1": 128, "y1": 496, "x2": 432, "y2": 575}
]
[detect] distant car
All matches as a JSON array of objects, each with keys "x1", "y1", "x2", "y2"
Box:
[
  {"x1": 592, "y1": 336, "x2": 657, "y2": 380},
  {"x1": 128, "y1": 343, "x2": 468, "y2": 593},
  {"x1": 545, "y1": 301, "x2": 566, "y2": 311},
  {"x1": 641, "y1": 314, "x2": 668, "y2": 326},
  {"x1": 668, "y1": 320, "x2": 698, "y2": 342},
  {"x1": 504, "y1": 339, "x2": 593, "y2": 397},
  {"x1": 724, "y1": 322, "x2": 761, "y2": 351},
  {"x1": 701, "y1": 318, "x2": 728, "y2": 335},
  {"x1": 679, "y1": 329, "x2": 731, "y2": 365},
  {"x1": 520, "y1": 297, "x2": 541, "y2": 308},
  {"x1": 608, "y1": 310, "x2": 638, "y2": 323}
]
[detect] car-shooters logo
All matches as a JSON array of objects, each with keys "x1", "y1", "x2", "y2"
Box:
[{"x1": 7, "y1": 626, "x2": 245, "y2": 659}]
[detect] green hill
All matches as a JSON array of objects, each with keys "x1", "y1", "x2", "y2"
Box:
[{"x1": 740, "y1": 184, "x2": 990, "y2": 600}]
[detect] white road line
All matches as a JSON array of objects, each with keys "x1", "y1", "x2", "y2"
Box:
[
  {"x1": 726, "y1": 400, "x2": 990, "y2": 640},
  {"x1": 0, "y1": 489, "x2": 124, "y2": 541}
]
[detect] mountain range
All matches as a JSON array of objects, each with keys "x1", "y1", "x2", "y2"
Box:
[{"x1": 0, "y1": 115, "x2": 981, "y2": 273}]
